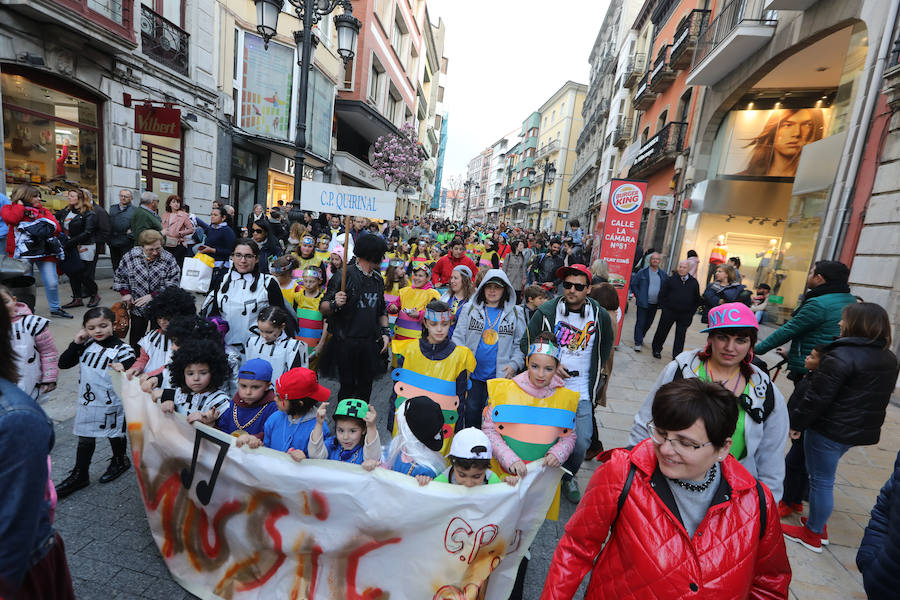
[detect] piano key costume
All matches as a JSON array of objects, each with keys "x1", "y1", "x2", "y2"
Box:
[
  {"x1": 201, "y1": 269, "x2": 287, "y2": 352},
  {"x1": 244, "y1": 327, "x2": 308, "y2": 383},
  {"x1": 9, "y1": 302, "x2": 58, "y2": 399}
]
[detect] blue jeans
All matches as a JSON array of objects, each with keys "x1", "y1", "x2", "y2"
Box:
[
  {"x1": 804, "y1": 428, "x2": 851, "y2": 534},
  {"x1": 26, "y1": 259, "x2": 61, "y2": 311},
  {"x1": 633, "y1": 303, "x2": 658, "y2": 346},
  {"x1": 562, "y1": 394, "x2": 593, "y2": 479},
  {"x1": 459, "y1": 379, "x2": 488, "y2": 430}
]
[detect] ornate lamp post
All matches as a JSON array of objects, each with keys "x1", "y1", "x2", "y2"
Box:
[
  {"x1": 463, "y1": 179, "x2": 479, "y2": 224},
  {"x1": 535, "y1": 159, "x2": 557, "y2": 231},
  {"x1": 254, "y1": 0, "x2": 360, "y2": 223}
]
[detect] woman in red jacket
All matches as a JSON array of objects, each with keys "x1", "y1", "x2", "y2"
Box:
[
  {"x1": 1, "y1": 185, "x2": 72, "y2": 318},
  {"x1": 542, "y1": 378, "x2": 791, "y2": 600}
]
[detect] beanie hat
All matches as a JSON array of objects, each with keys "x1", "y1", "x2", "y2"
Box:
[{"x1": 404, "y1": 396, "x2": 444, "y2": 451}]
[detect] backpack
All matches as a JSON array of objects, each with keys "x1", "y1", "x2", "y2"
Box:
[{"x1": 529, "y1": 252, "x2": 547, "y2": 282}]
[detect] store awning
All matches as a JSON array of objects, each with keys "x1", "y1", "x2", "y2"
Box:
[
  {"x1": 334, "y1": 99, "x2": 400, "y2": 145},
  {"x1": 232, "y1": 132, "x2": 329, "y2": 168}
]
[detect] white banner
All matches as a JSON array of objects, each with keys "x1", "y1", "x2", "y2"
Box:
[
  {"x1": 120, "y1": 379, "x2": 560, "y2": 600},
  {"x1": 300, "y1": 181, "x2": 397, "y2": 221}
]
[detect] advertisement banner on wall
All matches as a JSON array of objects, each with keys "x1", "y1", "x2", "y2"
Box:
[
  {"x1": 599, "y1": 179, "x2": 648, "y2": 344},
  {"x1": 241, "y1": 32, "x2": 294, "y2": 140}
]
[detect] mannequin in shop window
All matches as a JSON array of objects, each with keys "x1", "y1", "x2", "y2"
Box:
[
  {"x1": 755, "y1": 239, "x2": 779, "y2": 287},
  {"x1": 706, "y1": 235, "x2": 727, "y2": 285},
  {"x1": 739, "y1": 109, "x2": 826, "y2": 178},
  {"x1": 773, "y1": 242, "x2": 792, "y2": 295}
]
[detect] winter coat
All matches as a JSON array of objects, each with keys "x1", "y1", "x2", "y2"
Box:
[
  {"x1": 658, "y1": 273, "x2": 701, "y2": 316},
  {"x1": 790, "y1": 337, "x2": 898, "y2": 446},
  {"x1": 501, "y1": 252, "x2": 526, "y2": 292},
  {"x1": 161, "y1": 210, "x2": 194, "y2": 247},
  {"x1": 451, "y1": 269, "x2": 527, "y2": 378},
  {"x1": 541, "y1": 439, "x2": 791, "y2": 600},
  {"x1": 629, "y1": 349, "x2": 790, "y2": 501},
  {"x1": 630, "y1": 266, "x2": 667, "y2": 308},
  {"x1": 755, "y1": 286, "x2": 857, "y2": 375},
  {"x1": 92, "y1": 202, "x2": 110, "y2": 253},
  {"x1": 701, "y1": 281, "x2": 750, "y2": 321},
  {"x1": 1, "y1": 203, "x2": 60, "y2": 258},
  {"x1": 857, "y1": 449, "x2": 900, "y2": 599},
  {"x1": 431, "y1": 253, "x2": 477, "y2": 287},
  {"x1": 520, "y1": 295, "x2": 614, "y2": 406},
  {"x1": 130, "y1": 206, "x2": 162, "y2": 245},
  {"x1": 62, "y1": 210, "x2": 97, "y2": 250},
  {"x1": 535, "y1": 251, "x2": 565, "y2": 285},
  {"x1": 108, "y1": 202, "x2": 135, "y2": 249}
]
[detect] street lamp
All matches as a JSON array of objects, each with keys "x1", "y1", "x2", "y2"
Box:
[
  {"x1": 254, "y1": 0, "x2": 360, "y2": 223},
  {"x1": 463, "y1": 179, "x2": 479, "y2": 224},
  {"x1": 535, "y1": 159, "x2": 556, "y2": 231}
]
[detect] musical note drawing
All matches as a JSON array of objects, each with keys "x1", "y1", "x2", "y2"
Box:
[
  {"x1": 105, "y1": 390, "x2": 113, "y2": 405},
  {"x1": 98, "y1": 411, "x2": 117, "y2": 430},
  {"x1": 181, "y1": 428, "x2": 230, "y2": 506},
  {"x1": 240, "y1": 299, "x2": 258, "y2": 316},
  {"x1": 83, "y1": 383, "x2": 96, "y2": 405}
]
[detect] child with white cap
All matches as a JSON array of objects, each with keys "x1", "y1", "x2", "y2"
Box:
[{"x1": 431, "y1": 428, "x2": 518, "y2": 487}]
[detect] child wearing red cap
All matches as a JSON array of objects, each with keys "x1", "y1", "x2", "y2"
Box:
[{"x1": 237, "y1": 367, "x2": 331, "y2": 461}]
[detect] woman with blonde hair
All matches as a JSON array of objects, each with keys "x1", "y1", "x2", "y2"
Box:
[
  {"x1": 700, "y1": 263, "x2": 750, "y2": 323},
  {"x1": 60, "y1": 188, "x2": 100, "y2": 308},
  {"x1": 590, "y1": 258, "x2": 609, "y2": 282}
]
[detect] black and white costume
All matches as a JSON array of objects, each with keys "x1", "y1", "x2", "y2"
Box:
[
  {"x1": 201, "y1": 270, "x2": 288, "y2": 351},
  {"x1": 138, "y1": 328, "x2": 171, "y2": 374},
  {"x1": 244, "y1": 329, "x2": 308, "y2": 383},
  {"x1": 59, "y1": 337, "x2": 136, "y2": 438},
  {"x1": 159, "y1": 387, "x2": 230, "y2": 418},
  {"x1": 11, "y1": 313, "x2": 51, "y2": 399}
]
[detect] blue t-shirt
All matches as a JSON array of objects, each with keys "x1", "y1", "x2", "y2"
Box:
[
  {"x1": 263, "y1": 410, "x2": 329, "y2": 453},
  {"x1": 217, "y1": 399, "x2": 278, "y2": 437},
  {"x1": 471, "y1": 306, "x2": 501, "y2": 381},
  {"x1": 391, "y1": 454, "x2": 437, "y2": 478},
  {"x1": 322, "y1": 435, "x2": 367, "y2": 464}
]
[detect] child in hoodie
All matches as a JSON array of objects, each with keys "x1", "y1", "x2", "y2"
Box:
[
  {"x1": 216, "y1": 358, "x2": 278, "y2": 440},
  {"x1": 389, "y1": 263, "x2": 440, "y2": 341},
  {"x1": 1, "y1": 285, "x2": 58, "y2": 399},
  {"x1": 451, "y1": 269, "x2": 527, "y2": 429}
]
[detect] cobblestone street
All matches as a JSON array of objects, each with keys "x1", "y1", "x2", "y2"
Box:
[{"x1": 38, "y1": 282, "x2": 899, "y2": 599}]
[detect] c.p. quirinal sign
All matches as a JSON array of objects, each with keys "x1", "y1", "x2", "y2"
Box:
[
  {"x1": 300, "y1": 181, "x2": 397, "y2": 221},
  {"x1": 120, "y1": 379, "x2": 560, "y2": 600}
]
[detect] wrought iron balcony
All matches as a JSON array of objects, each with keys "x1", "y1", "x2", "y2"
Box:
[
  {"x1": 141, "y1": 5, "x2": 189, "y2": 76},
  {"x1": 623, "y1": 53, "x2": 646, "y2": 89},
  {"x1": 535, "y1": 139, "x2": 560, "y2": 160},
  {"x1": 650, "y1": 45, "x2": 675, "y2": 92},
  {"x1": 670, "y1": 9, "x2": 710, "y2": 70},
  {"x1": 629, "y1": 121, "x2": 687, "y2": 178},
  {"x1": 612, "y1": 118, "x2": 633, "y2": 149},
  {"x1": 633, "y1": 72, "x2": 657, "y2": 110}
]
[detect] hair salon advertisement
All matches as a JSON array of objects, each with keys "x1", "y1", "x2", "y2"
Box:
[{"x1": 599, "y1": 179, "x2": 648, "y2": 344}]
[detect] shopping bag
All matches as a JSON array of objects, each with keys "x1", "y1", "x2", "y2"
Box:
[
  {"x1": 78, "y1": 243, "x2": 97, "y2": 262},
  {"x1": 180, "y1": 255, "x2": 213, "y2": 292}
]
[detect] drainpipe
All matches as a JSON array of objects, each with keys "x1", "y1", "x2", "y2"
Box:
[{"x1": 826, "y1": 0, "x2": 900, "y2": 259}]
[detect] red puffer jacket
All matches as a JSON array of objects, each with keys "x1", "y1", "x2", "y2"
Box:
[
  {"x1": 1, "y1": 203, "x2": 61, "y2": 259},
  {"x1": 541, "y1": 440, "x2": 791, "y2": 599}
]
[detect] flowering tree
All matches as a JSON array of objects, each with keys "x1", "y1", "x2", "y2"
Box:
[{"x1": 371, "y1": 122, "x2": 426, "y2": 192}]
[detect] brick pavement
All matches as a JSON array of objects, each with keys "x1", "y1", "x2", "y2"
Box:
[{"x1": 36, "y1": 284, "x2": 898, "y2": 599}]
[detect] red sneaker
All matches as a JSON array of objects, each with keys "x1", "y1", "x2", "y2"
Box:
[
  {"x1": 800, "y1": 517, "x2": 829, "y2": 545},
  {"x1": 782, "y1": 523, "x2": 822, "y2": 553},
  {"x1": 778, "y1": 501, "x2": 803, "y2": 518}
]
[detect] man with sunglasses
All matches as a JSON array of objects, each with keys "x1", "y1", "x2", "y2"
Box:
[{"x1": 520, "y1": 263, "x2": 614, "y2": 503}]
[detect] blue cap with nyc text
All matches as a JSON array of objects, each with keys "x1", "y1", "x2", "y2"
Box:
[{"x1": 238, "y1": 358, "x2": 273, "y2": 382}]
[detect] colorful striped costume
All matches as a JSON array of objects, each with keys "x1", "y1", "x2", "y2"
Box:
[
  {"x1": 391, "y1": 285, "x2": 440, "y2": 340},
  {"x1": 384, "y1": 280, "x2": 405, "y2": 336},
  {"x1": 294, "y1": 290, "x2": 325, "y2": 352}
]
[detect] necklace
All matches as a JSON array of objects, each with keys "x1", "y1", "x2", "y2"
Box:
[
  {"x1": 232, "y1": 402, "x2": 269, "y2": 434},
  {"x1": 705, "y1": 361, "x2": 740, "y2": 387},
  {"x1": 481, "y1": 307, "x2": 503, "y2": 345},
  {"x1": 672, "y1": 464, "x2": 717, "y2": 492}
]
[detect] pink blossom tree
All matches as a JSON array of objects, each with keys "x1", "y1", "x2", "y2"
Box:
[{"x1": 371, "y1": 122, "x2": 426, "y2": 192}]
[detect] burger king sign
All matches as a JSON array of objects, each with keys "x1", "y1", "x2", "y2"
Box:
[{"x1": 610, "y1": 182, "x2": 643, "y2": 215}]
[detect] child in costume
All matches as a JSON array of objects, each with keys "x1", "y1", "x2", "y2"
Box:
[
  {"x1": 293, "y1": 267, "x2": 328, "y2": 364},
  {"x1": 383, "y1": 259, "x2": 408, "y2": 336},
  {"x1": 235, "y1": 367, "x2": 330, "y2": 460},
  {"x1": 326, "y1": 246, "x2": 345, "y2": 283},
  {"x1": 271, "y1": 254, "x2": 301, "y2": 306},
  {"x1": 482, "y1": 332, "x2": 577, "y2": 516},
  {"x1": 384, "y1": 395, "x2": 447, "y2": 484},
  {"x1": 153, "y1": 338, "x2": 231, "y2": 422},
  {"x1": 391, "y1": 300, "x2": 475, "y2": 451},
  {"x1": 1, "y1": 285, "x2": 58, "y2": 399},
  {"x1": 389, "y1": 264, "x2": 440, "y2": 341},
  {"x1": 314, "y1": 234, "x2": 331, "y2": 264},
  {"x1": 214, "y1": 358, "x2": 278, "y2": 439},
  {"x1": 126, "y1": 286, "x2": 196, "y2": 378},
  {"x1": 430, "y1": 428, "x2": 518, "y2": 487},
  {"x1": 293, "y1": 234, "x2": 324, "y2": 273},
  {"x1": 56, "y1": 307, "x2": 137, "y2": 498},
  {"x1": 245, "y1": 306, "x2": 308, "y2": 383},
  {"x1": 479, "y1": 239, "x2": 501, "y2": 270},
  {"x1": 408, "y1": 238, "x2": 430, "y2": 272},
  {"x1": 308, "y1": 398, "x2": 381, "y2": 465}
]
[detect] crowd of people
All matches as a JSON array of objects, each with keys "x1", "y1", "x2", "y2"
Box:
[{"x1": 2, "y1": 186, "x2": 899, "y2": 600}]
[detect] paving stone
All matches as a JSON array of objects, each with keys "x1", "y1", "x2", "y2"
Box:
[{"x1": 107, "y1": 568, "x2": 157, "y2": 596}]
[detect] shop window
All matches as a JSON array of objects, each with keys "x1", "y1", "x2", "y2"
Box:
[{"x1": 1, "y1": 72, "x2": 101, "y2": 212}]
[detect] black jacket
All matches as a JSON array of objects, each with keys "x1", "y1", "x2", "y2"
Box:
[
  {"x1": 791, "y1": 337, "x2": 899, "y2": 446},
  {"x1": 62, "y1": 210, "x2": 97, "y2": 249},
  {"x1": 658, "y1": 273, "x2": 701, "y2": 315},
  {"x1": 536, "y1": 251, "x2": 565, "y2": 285}
]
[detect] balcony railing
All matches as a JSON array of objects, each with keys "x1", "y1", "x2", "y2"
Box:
[
  {"x1": 141, "y1": 5, "x2": 189, "y2": 76},
  {"x1": 670, "y1": 9, "x2": 710, "y2": 69},
  {"x1": 692, "y1": 0, "x2": 777, "y2": 71},
  {"x1": 612, "y1": 118, "x2": 633, "y2": 149},
  {"x1": 633, "y1": 72, "x2": 657, "y2": 110},
  {"x1": 536, "y1": 139, "x2": 560, "y2": 160},
  {"x1": 650, "y1": 45, "x2": 676, "y2": 92},
  {"x1": 630, "y1": 121, "x2": 687, "y2": 177},
  {"x1": 623, "y1": 53, "x2": 646, "y2": 88}
]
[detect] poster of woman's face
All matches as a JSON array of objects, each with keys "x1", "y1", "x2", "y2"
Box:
[{"x1": 720, "y1": 108, "x2": 831, "y2": 178}]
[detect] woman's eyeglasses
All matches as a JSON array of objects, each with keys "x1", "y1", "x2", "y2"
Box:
[
  {"x1": 647, "y1": 422, "x2": 713, "y2": 452},
  {"x1": 232, "y1": 252, "x2": 257, "y2": 261},
  {"x1": 252, "y1": 228, "x2": 264, "y2": 233},
  {"x1": 562, "y1": 281, "x2": 587, "y2": 291}
]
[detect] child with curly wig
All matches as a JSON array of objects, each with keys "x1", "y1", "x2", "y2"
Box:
[
  {"x1": 152, "y1": 338, "x2": 231, "y2": 423},
  {"x1": 126, "y1": 287, "x2": 197, "y2": 379}
]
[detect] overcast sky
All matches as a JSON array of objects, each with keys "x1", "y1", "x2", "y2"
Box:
[{"x1": 427, "y1": 0, "x2": 611, "y2": 186}]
